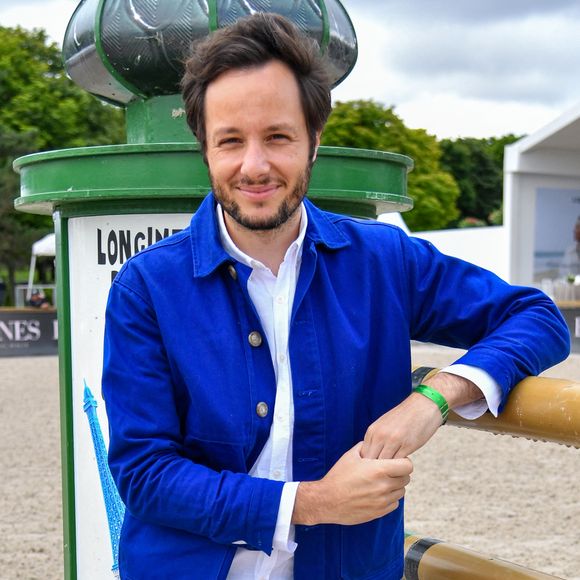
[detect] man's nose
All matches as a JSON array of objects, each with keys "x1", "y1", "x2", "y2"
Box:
[{"x1": 240, "y1": 140, "x2": 270, "y2": 179}]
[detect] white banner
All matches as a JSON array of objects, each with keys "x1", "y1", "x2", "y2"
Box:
[{"x1": 68, "y1": 213, "x2": 191, "y2": 578}]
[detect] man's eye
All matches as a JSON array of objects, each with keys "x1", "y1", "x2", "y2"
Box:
[
  {"x1": 218, "y1": 138, "x2": 241, "y2": 146},
  {"x1": 269, "y1": 134, "x2": 290, "y2": 142}
]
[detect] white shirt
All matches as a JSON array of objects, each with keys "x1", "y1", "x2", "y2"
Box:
[{"x1": 217, "y1": 204, "x2": 501, "y2": 579}]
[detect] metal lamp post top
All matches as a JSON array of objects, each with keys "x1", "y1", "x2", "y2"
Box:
[{"x1": 62, "y1": 0, "x2": 358, "y2": 106}]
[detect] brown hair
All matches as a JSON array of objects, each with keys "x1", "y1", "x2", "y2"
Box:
[{"x1": 181, "y1": 13, "x2": 332, "y2": 161}]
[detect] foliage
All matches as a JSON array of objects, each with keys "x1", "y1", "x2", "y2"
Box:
[
  {"x1": 488, "y1": 205, "x2": 503, "y2": 225},
  {"x1": 321, "y1": 100, "x2": 460, "y2": 231},
  {"x1": 457, "y1": 217, "x2": 487, "y2": 228},
  {"x1": 0, "y1": 26, "x2": 125, "y2": 149},
  {"x1": 439, "y1": 135, "x2": 520, "y2": 225},
  {"x1": 0, "y1": 26, "x2": 125, "y2": 304}
]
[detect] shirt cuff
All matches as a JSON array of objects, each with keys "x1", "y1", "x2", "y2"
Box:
[
  {"x1": 439, "y1": 364, "x2": 501, "y2": 419},
  {"x1": 272, "y1": 482, "x2": 299, "y2": 553}
]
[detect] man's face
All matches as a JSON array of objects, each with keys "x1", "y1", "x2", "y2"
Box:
[{"x1": 204, "y1": 60, "x2": 319, "y2": 232}]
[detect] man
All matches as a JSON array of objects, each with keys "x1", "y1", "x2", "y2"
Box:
[{"x1": 102, "y1": 13, "x2": 569, "y2": 579}]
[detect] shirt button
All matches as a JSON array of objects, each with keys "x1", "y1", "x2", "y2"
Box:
[
  {"x1": 248, "y1": 331, "x2": 263, "y2": 347},
  {"x1": 256, "y1": 402, "x2": 268, "y2": 418},
  {"x1": 278, "y1": 353, "x2": 287, "y2": 364},
  {"x1": 273, "y1": 470, "x2": 281, "y2": 478},
  {"x1": 227, "y1": 264, "x2": 237, "y2": 280},
  {"x1": 276, "y1": 295, "x2": 286, "y2": 305}
]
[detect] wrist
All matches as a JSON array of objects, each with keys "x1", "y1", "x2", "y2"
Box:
[
  {"x1": 292, "y1": 480, "x2": 325, "y2": 526},
  {"x1": 423, "y1": 372, "x2": 483, "y2": 409},
  {"x1": 413, "y1": 384, "x2": 449, "y2": 424}
]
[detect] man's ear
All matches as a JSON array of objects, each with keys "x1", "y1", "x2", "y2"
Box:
[{"x1": 312, "y1": 131, "x2": 322, "y2": 163}]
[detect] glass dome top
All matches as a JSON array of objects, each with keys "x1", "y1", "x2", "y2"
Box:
[{"x1": 63, "y1": 0, "x2": 358, "y2": 106}]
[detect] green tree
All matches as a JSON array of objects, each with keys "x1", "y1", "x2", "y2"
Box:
[
  {"x1": 0, "y1": 126, "x2": 50, "y2": 303},
  {"x1": 0, "y1": 26, "x2": 125, "y2": 304},
  {"x1": 321, "y1": 100, "x2": 460, "y2": 231},
  {"x1": 488, "y1": 134, "x2": 521, "y2": 171},
  {"x1": 0, "y1": 26, "x2": 124, "y2": 149},
  {"x1": 440, "y1": 134, "x2": 521, "y2": 225}
]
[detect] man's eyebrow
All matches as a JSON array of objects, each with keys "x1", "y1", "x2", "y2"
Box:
[
  {"x1": 212, "y1": 127, "x2": 239, "y2": 138},
  {"x1": 211, "y1": 123, "x2": 299, "y2": 140},
  {"x1": 266, "y1": 123, "x2": 298, "y2": 134}
]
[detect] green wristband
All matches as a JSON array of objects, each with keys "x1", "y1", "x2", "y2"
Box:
[{"x1": 413, "y1": 384, "x2": 449, "y2": 424}]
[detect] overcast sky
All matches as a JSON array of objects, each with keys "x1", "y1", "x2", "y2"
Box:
[{"x1": 1, "y1": 0, "x2": 580, "y2": 139}]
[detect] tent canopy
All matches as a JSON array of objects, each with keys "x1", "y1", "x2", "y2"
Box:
[
  {"x1": 27, "y1": 233, "x2": 55, "y2": 301},
  {"x1": 32, "y1": 233, "x2": 55, "y2": 257}
]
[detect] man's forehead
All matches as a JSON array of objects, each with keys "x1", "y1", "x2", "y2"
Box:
[{"x1": 205, "y1": 60, "x2": 300, "y2": 99}]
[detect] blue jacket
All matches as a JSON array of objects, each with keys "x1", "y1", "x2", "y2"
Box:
[{"x1": 102, "y1": 193, "x2": 569, "y2": 579}]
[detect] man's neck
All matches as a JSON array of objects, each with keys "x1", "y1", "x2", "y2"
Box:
[{"x1": 223, "y1": 210, "x2": 302, "y2": 276}]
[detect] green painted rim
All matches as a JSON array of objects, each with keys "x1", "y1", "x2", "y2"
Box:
[
  {"x1": 208, "y1": 0, "x2": 218, "y2": 31},
  {"x1": 55, "y1": 198, "x2": 205, "y2": 219},
  {"x1": 15, "y1": 191, "x2": 411, "y2": 218},
  {"x1": 319, "y1": 0, "x2": 330, "y2": 54},
  {"x1": 14, "y1": 144, "x2": 412, "y2": 168},
  {"x1": 55, "y1": 214, "x2": 77, "y2": 580},
  {"x1": 15, "y1": 144, "x2": 413, "y2": 217},
  {"x1": 94, "y1": 0, "x2": 146, "y2": 99}
]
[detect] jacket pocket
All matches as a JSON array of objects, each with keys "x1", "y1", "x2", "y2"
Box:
[{"x1": 340, "y1": 512, "x2": 404, "y2": 579}]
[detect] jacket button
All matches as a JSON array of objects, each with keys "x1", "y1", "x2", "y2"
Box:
[
  {"x1": 228, "y1": 264, "x2": 237, "y2": 280},
  {"x1": 248, "y1": 331, "x2": 263, "y2": 347},
  {"x1": 256, "y1": 402, "x2": 269, "y2": 417}
]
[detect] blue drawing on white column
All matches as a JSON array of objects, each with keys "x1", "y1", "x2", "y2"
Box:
[{"x1": 83, "y1": 380, "x2": 125, "y2": 575}]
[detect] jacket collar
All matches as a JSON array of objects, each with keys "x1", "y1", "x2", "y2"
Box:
[{"x1": 189, "y1": 193, "x2": 351, "y2": 278}]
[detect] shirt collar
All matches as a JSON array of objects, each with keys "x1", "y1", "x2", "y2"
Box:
[
  {"x1": 189, "y1": 193, "x2": 350, "y2": 278},
  {"x1": 216, "y1": 202, "x2": 308, "y2": 271}
]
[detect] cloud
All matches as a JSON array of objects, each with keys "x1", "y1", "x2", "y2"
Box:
[
  {"x1": 0, "y1": 0, "x2": 78, "y2": 43},
  {"x1": 395, "y1": 94, "x2": 561, "y2": 139},
  {"x1": 346, "y1": 0, "x2": 580, "y2": 24},
  {"x1": 338, "y1": 1, "x2": 580, "y2": 109},
  {"x1": 388, "y1": 14, "x2": 580, "y2": 106}
]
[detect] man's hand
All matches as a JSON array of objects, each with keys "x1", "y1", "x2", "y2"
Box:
[
  {"x1": 361, "y1": 391, "x2": 442, "y2": 459},
  {"x1": 291, "y1": 442, "x2": 412, "y2": 526},
  {"x1": 361, "y1": 372, "x2": 485, "y2": 459}
]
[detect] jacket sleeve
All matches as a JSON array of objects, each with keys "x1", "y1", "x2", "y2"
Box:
[
  {"x1": 399, "y1": 233, "x2": 570, "y2": 411},
  {"x1": 102, "y1": 276, "x2": 284, "y2": 554}
]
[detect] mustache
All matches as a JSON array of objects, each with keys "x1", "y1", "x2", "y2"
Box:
[{"x1": 235, "y1": 176, "x2": 285, "y2": 187}]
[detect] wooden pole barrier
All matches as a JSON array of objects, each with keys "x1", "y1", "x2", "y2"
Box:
[
  {"x1": 412, "y1": 367, "x2": 580, "y2": 447},
  {"x1": 404, "y1": 534, "x2": 561, "y2": 579}
]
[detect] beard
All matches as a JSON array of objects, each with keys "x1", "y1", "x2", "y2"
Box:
[{"x1": 211, "y1": 164, "x2": 312, "y2": 232}]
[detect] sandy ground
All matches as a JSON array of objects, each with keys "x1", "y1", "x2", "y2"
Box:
[{"x1": 0, "y1": 346, "x2": 578, "y2": 579}]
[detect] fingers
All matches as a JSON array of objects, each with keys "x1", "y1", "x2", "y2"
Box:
[
  {"x1": 357, "y1": 442, "x2": 413, "y2": 476},
  {"x1": 377, "y1": 443, "x2": 401, "y2": 460},
  {"x1": 362, "y1": 422, "x2": 404, "y2": 460},
  {"x1": 377, "y1": 457, "x2": 413, "y2": 478},
  {"x1": 358, "y1": 439, "x2": 405, "y2": 461}
]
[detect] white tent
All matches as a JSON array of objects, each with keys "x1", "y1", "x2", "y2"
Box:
[
  {"x1": 32, "y1": 233, "x2": 55, "y2": 257},
  {"x1": 27, "y1": 233, "x2": 55, "y2": 300},
  {"x1": 504, "y1": 101, "x2": 580, "y2": 284}
]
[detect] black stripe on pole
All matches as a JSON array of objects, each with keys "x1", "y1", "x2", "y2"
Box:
[
  {"x1": 404, "y1": 537, "x2": 442, "y2": 580},
  {"x1": 411, "y1": 367, "x2": 437, "y2": 389}
]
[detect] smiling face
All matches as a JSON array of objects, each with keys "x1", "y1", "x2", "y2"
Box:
[{"x1": 204, "y1": 60, "x2": 319, "y2": 235}]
